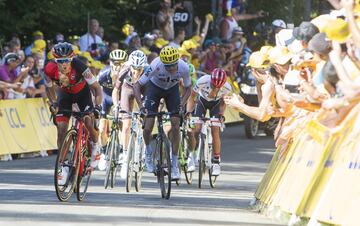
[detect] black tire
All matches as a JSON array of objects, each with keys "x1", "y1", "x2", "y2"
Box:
[
  {"x1": 125, "y1": 133, "x2": 136, "y2": 193},
  {"x1": 135, "y1": 139, "x2": 145, "y2": 192},
  {"x1": 54, "y1": 129, "x2": 79, "y2": 202},
  {"x1": 209, "y1": 168, "x2": 217, "y2": 188},
  {"x1": 76, "y1": 141, "x2": 92, "y2": 201},
  {"x1": 198, "y1": 134, "x2": 206, "y2": 189},
  {"x1": 104, "y1": 130, "x2": 117, "y2": 189},
  {"x1": 244, "y1": 116, "x2": 259, "y2": 139},
  {"x1": 184, "y1": 165, "x2": 193, "y2": 184},
  {"x1": 158, "y1": 136, "x2": 172, "y2": 199}
]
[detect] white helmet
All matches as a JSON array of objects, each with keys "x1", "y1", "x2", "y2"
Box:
[
  {"x1": 129, "y1": 50, "x2": 147, "y2": 68},
  {"x1": 109, "y1": 49, "x2": 128, "y2": 62}
]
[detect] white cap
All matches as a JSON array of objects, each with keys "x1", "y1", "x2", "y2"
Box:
[{"x1": 272, "y1": 19, "x2": 287, "y2": 29}]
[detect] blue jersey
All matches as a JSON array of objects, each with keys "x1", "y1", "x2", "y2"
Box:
[{"x1": 97, "y1": 67, "x2": 113, "y2": 96}]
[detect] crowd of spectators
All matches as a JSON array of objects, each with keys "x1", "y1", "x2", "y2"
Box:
[{"x1": 0, "y1": 0, "x2": 268, "y2": 102}]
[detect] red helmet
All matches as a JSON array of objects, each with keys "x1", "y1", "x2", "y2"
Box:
[{"x1": 211, "y1": 68, "x2": 227, "y2": 88}]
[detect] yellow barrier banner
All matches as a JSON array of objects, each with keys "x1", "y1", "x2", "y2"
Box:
[
  {"x1": 0, "y1": 98, "x2": 57, "y2": 155},
  {"x1": 26, "y1": 98, "x2": 57, "y2": 150}
]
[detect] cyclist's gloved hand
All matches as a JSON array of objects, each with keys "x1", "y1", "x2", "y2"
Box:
[
  {"x1": 219, "y1": 115, "x2": 225, "y2": 123},
  {"x1": 49, "y1": 102, "x2": 59, "y2": 115},
  {"x1": 139, "y1": 106, "x2": 147, "y2": 116},
  {"x1": 94, "y1": 105, "x2": 102, "y2": 119}
]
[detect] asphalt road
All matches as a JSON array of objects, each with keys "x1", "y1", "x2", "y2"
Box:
[{"x1": 0, "y1": 123, "x2": 282, "y2": 226}]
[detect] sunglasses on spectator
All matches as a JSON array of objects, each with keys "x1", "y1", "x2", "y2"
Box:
[
  {"x1": 164, "y1": 63, "x2": 178, "y2": 69},
  {"x1": 131, "y1": 65, "x2": 144, "y2": 70},
  {"x1": 55, "y1": 58, "x2": 72, "y2": 64}
]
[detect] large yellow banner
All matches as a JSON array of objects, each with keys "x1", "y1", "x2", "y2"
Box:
[{"x1": 0, "y1": 98, "x2": 57, "y2": 155}]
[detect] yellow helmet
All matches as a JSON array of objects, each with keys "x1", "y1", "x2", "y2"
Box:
[{"x1": 159, "y1": 46, "x2": 180, "y2": 65}]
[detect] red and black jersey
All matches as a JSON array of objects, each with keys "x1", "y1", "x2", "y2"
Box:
[{"x1": 44, "y1": 57, "x2": 89, "y2": 94}]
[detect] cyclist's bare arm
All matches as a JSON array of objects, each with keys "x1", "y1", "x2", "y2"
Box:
[
  {"x1": 112, "y1": 85, "x2": 121, "y2": 107},
  {"x1": 90, "y1": 81, "x2": 103, "y2": 106},
  {"x1": 219, "y1": 98, "x2": 226, "y2": 116},
  {"x1": 181, "y1": 85, "x2": 192, "y2": 107},
  {"x1": 186, "y1": 90, "x2": 198, "y2": 113},
  {"x1": 133, "y1": 82, "x2": 143, "y2": 107}
]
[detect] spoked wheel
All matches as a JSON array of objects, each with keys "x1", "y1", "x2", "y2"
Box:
[
  {"x1": 245, "y1": 116, "x2": 259, "y2": 139},
  {"x1": 208, "y1": 168, "x2": 218, "y2": 188},
  {"x1": 54, "y1": 129, "x2": 79, "y2": 202},
  {"x1": 125, "y1": 133, "x2": 136, "y2": 193},
  {"x1": 104, "y1": 131, "x2": 117, "y2": 189},
  {"x1": 184, "y1": 165, "x2": 193, "y2": 185},
  {"x1": 76, "y1": 145, "x2": 92, "y2": 201},
  {"x1": 198, "y1": 135, "x2": 206, "y2": 189},
  {"x1": 158, "y1": 137, "x2": 172, "y2": 199},
  {"x1": 135, "y1": 142, "x2": 145, "y2": 192}
]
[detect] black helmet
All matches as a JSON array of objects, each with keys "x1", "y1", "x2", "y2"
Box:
[{"x1": 52, "y1": 42, "x2": 74, "y2": 58}]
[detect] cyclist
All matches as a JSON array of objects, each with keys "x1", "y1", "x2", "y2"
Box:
[
  {"x1": 44, "y1": 42, "x2": 103, "y2": 185},
  {"x1": 187, "y1": 68, "x2": 232, "y2": 176},
  {"x1": 133, "y1": 46, "x2": 192, "y2": 180},
  {"x1": 112, "y1": 50, "x2": 149, "y2": 178},
  {"x1": 97, "y1": 49, "x2": 128, "y2": 152}
]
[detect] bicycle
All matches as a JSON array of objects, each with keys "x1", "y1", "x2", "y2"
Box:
[
  {"x1": 177, "y1": 116, "x2": 193, "y2": 185},
  {"x1": 104, "y1": 107, "x2": 123, "y2": 189},
  {"x1": 125, "y1": 111, "x2": 145, "y2": 192},
  {"x1": 194, "y1": 117, "x2": 224, "y2": 189},
  {"x1": 54, "y1": 110, "x2": 93, "y2": 202},
  {"x1": 148, "y1": 111, "x2": 174, "y2": 199}
]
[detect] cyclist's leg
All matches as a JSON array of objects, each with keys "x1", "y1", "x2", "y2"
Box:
[
  {"x1": 120, "y1": 84, "x2": 134, "y2": 151},
  {"x1": 209, "y1": 100, "x2": 222, "y2": 161},
  {"x1": 55, "y1": 88, "x2": 72, "y2": 150},
  {"x1": 143, "y1": 82, "x2": 161, "y2": 146},
  {"x1": 76, "y1": 85, "x2": 100, "y2": 167},
  {"x1": 164, "y1": 84, "x2": 181, "y2": 156},
  {"x1": 99, "y1": 92, "x2": 112, "y2": 147},
  {"x1": 188, "y1": 97, "x2": 206, "y2": 152},
  {"x1": 209, "y1": 100, "x2": 222, "y2": 176},
  {"x1": 143, "y1": 82, "x2": 161, "y2": 172}
]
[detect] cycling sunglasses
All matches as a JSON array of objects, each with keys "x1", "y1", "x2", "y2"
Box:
[
  {"x1": 164, "y1": 62, "x2": 178, "y2": 69},
  {"x1": 55, "y1": 58, "x2": 72, "y2": 64},
  {"x1": 131, "y1": 65, "x2": 144, "y2": 70},
  {"x1": 111, "y1": 60, "x2": 124, "y2": 66}
]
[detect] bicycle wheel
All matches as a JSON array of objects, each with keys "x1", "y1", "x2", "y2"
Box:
[
  {"x1": 158, "y1": 136, "x2": 172, "y2": 199},
  {"x1": 198, "y1": 134, "x2": 206, "y2": 189},
  {"x1": 182, "y1": 135, "x2": 193, "y2": 185},
  {"x1": 54, "y1": 129, "x2": 79, "y2": 202},
  {"x1": 76, "y1": 141, "x2": 92, "y2": 201},
  {"x1": 125, "y1": 132, "x2": 135, "y2": 192},
  {"x1": 135, "y1": 136, "x2": 145, "y2": 192},
  {"x1": 111, "y1": 135, "x2": 121, "y2": 188},
  {"x1": 208, "y1": 148, "x2": 217, "y2": 188},
  {"x1": 104, "y1": 130, "x2": 117, "y2": 189}
]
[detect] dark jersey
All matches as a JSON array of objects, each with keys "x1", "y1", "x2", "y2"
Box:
[
  {"x1": 97, "y1": 67, "x2": 113, "y2": 96},
  {"x1": 44, "y1": 57, "x2": 90, "y2": 94}
]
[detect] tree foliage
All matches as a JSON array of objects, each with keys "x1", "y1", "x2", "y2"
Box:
[{"x1": 0, "y1": 0, "x2": 332, "y2": 46}]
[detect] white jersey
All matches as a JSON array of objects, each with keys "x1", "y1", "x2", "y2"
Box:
[
  {"x1": 193, "y1": 75, "x2": 232, "y2": 101},
  {"x1": 138, "y1": 57, "x2": 191, "y2": 90}
]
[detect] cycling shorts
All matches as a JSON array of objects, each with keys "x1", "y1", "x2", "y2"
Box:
[
  {"x1": 120, "y1": 83, "x2": 135, "y2": 118},
  {"x1": 101, "y1": 92, "x2": 113, "y2": 118},
  {"x1": 144, "y1": 81, "x2": 180, "y2": 116},
  {"x1": 56, "y1": 84, "x2": 94, "y2": 123},
  {"x1": 193, "y1": 96, "x2": 220, "y2": 118}
]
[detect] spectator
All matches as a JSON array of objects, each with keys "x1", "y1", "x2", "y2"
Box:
[
  {"x1": 169, "y1": 28, "x2": 186, "y2": 48},
  {"x1": 271, "y1": 19, "x2": 287, "y2": 46},
  {"x1": 0, "y1": 53, "x2": 29, "y2": 84},
  {"x1": 156, "y1": 0, "x2": 182, "y2": 40},
  {"x1": 292, "y1": 21, "x2": 320, "y2": 48},
  {"x1": 31, "y1": 40, "x2": 47, "y2": 70},
  {"x1": 140, "y1": 33, "x2": 156, "y2": 55},
  {"x1": 220, "y1": 2, "x2": 266, "y2": 42},
  {"x1": 79, "y1": 18, "x2": 104, "y2": 59},
  {"x1": 8, "y1": 38, "x2": 25, "y2": 63},
  {"x1": 24, "y1": 31, "x2": 44, "y2": 56},
  {"x1": 123, "y1": 24, "x2": 137, "y2": 46},
  {"x1": 127, "y1": 34, "x2": 142, "y2": 54},
  {"x1": 200, "y1": 40, "x2": 225, "y2": 74}
]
